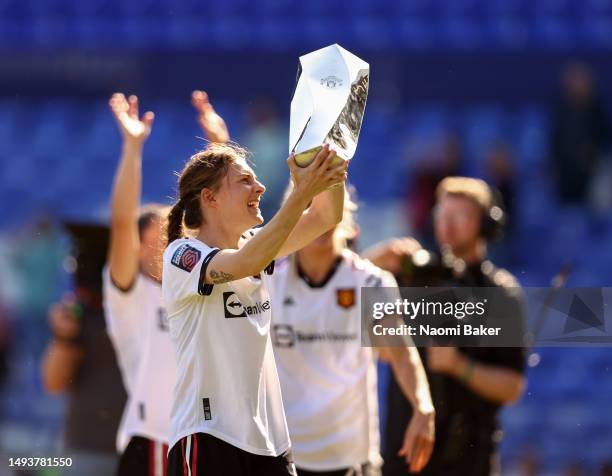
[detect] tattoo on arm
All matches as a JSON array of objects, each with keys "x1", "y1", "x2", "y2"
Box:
[{"x1": 209, "y1": 269, "x2": 234, "y2": 284}]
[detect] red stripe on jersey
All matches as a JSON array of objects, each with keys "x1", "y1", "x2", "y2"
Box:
[
  {"x1": 181, "y1": 438, "x2": 187, "y2": 476},
  {"x1": 148, "y1": 440, "x2": 155, "y2": 476},
  {"x1": 163, "y1": 443, "x2": 169, "y2": 476},
  {"x1": 191, "y1": 435, "x2": 198, "y2": 474}
]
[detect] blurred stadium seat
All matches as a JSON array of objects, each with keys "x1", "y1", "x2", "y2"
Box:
[{"x1": 0, "y1": 0, "x2": 611, "y2": 49}]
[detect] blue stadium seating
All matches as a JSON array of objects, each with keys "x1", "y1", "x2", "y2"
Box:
[{"x1": 1, "y1": 0, "x2": 612, "y2": 50}]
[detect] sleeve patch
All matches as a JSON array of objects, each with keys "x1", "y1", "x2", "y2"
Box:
[
  {"x1": 171, "y1": 244, "x2": 202, "y2": 272},
  {"x1": 198, "y1": 249, "x2": 221, "y2": 296}
]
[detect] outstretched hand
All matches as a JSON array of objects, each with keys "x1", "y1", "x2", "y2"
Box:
[
  {"x1": 399, "y1": 407, "x2": 435, "y2": 473},
  {"x1": 363, "y1": 237, "x2": 422, "y2": 274},
  {"x1": 109, "y1": 93, "x2": 154, "y2": 145},
  {"x1": 48, "y1": 295, "x2": 81, "y2": 341},
  {"x1": 192, "y1": 90, "x2": 230, "y2": 144}
]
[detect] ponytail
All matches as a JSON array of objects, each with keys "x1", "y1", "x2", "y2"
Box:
[
  {"x1": 166, "y1": 200, "x2": 185, "y2": 245},
  {"x1": 169, "y1": 142, "x2": 249, "y2": 245}
]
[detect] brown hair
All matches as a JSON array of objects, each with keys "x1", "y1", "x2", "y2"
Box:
[
  {"x1": 436, "y1": 176, "x2": 492, "y2": 211},
  {"x1": 166, "y1": 143, "x2": 249, "y2": 245},
  {"x1": 138, "y1": 203, "x2": 170, "y2": 237}
]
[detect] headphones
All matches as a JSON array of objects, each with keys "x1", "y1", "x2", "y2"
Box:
[{"x1": 479, "y1": 185, "x2": 506, "y2": 241}]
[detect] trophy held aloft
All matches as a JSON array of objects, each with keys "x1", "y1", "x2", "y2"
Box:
[{"x1": 289, "y1": 44, "x2": 370, "y2": 167}]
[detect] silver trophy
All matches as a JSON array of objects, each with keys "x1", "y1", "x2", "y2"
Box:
[{"x1": 289, "y1": 44, "x2": 369, "y2": 167}]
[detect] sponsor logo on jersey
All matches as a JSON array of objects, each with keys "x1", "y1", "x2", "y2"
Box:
[
  {"x1": 202, "y1": 398, "x2": 212, "y2": 420},
  {"x1": 223, "y1": 292, "x2": 270, "y2": 318},
  {"x1": 272, "y1": 324, "x2": 296, "y2": 347},
  {"x1": 272, "y1": 324, "x2": 357, "y2": 347},
  {"x1": 171, "y1": 244, "x2": 201, "y2": 272},
  {"x1": 336, "y1": 288, "x2": 356, "y2": 309},
  {"x1": 223, "y1": 292, "x2": 247, "y2": 318}
]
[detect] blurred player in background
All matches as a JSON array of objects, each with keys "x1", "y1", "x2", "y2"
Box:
[
  {"x1": 103, "y1": 91, "x2": 228, "y2": 476},
  {"x1": 162, "y1": 139, "x2": 347, "y2": 475},
  {"x1": 551, "y1": 61, "x2": 611, "y2": 206},
  {"x1": 366, "y1": 177, "x2": 526, "y2": 476},
  {"x1": 41, "y1": 224, "x2": 126, "y2": 476},
  {"x1": 271, "y1": 187, "x2": 435, "y2": 476},
  {"x1": 104, "y1": 92, "x2": 173, "y2": 476}
]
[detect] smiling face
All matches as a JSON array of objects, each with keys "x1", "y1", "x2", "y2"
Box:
[{"x1": 212, "y1": 159, "x2": 266, "y2": 233}]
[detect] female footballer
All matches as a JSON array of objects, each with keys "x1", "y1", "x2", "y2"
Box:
[
  {"x1": 162, "y1": 140, "x2": 348, "y2": 475},
  {"x1": 104, "y1": 91, "x2": 227, "y2": 476},
  {"x1": 271, "y1": 188, "x2": 435, "y2": 475}
]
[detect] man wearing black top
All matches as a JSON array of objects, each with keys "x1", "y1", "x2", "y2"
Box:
[{"x1": 365, "y1": 177, "x2": 526, "y2": 476}]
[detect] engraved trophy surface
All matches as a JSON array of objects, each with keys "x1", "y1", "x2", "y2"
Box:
[{"x1": 289, "y1": 44, "x2": 369, "y2": 167}]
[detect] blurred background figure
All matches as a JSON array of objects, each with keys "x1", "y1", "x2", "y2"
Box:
[
  {"x1": 601, "y1": 461, "x2": 612, "y2": 476},
  {"x1": 406, "y1": 134, "x2": 463, "y2": 246},
  {"x1": 41, "y1": 224, "x2": 126, "y2": 475},
  {"x1": 550, "y1": 61, "x2": 611, "y2": 206},
  {"x1": 12, "y1": 216, "x2": 68, "y2": 339},
  {"x1": 0, "y1": 216, "x2": 71, "y2": 468},
  {"x1": 366, "y1": 177, "x2": 525, "y2": 476},
  {"x1": 103, "y1": 91, "x2": 175, "y2": 476},
  {"x1": 272, "y1": 188, "x2": 434, "y2": 475}
]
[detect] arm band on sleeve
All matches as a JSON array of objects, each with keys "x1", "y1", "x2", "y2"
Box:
[{"x1": 198, "y1": 249, "x2": 221, "y2": 296}]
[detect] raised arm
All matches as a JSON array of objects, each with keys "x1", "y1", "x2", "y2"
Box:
[
  {"x1": 205, "y1": 146, "x2": 347, "y2": 284},
  {"x1": 275, "y1": 178, "x2": 345, "y2": 259},
  {"x1": 107, "y1": 93, "x2": 154, "y2": 290},
  {"x1": 192, "y1": 90, "x2": 342, "y2": 260},
  {"x1": 362, "y1": 237, "x2": 422, "y2": 275},
  {"x1": 192, "y1": 90, "x2": 230, "y2": 144}
]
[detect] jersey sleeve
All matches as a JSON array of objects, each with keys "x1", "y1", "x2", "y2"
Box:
[
  {"x1": 162, "y1": 240, "x2": 220, "y2": 304},
  {"x1": 102, "y1": 267, "x2": 142, "y2": 339},
  {"x1": 364, "y1": 268, "x2": 401, "y2": 300}
]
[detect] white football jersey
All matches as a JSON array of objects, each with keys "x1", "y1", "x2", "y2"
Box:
[
  {"x1": 102, "y1": 268, "x2": 177, "y2": 452},
  {"x1": 162, "y1": 237, "x2": 290, "y2": 456},
  {"x1": 271, "y1": 249, "x2": 397, "y2": 471}
]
